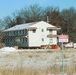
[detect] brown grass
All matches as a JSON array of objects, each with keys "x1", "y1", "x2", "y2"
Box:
[
  {"x1": 0, "y1": 68, "x2": 47, "y2": 75},
  {"x1": 0, "y1": 65, "x2": 76, "y2": 75},
  {"x1": 0, "y1": 49, "x2": 76, "y2": 75}
]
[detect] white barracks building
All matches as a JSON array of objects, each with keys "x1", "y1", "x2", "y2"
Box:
[{"x1": 4, "y1": 21, "x2": 60, "y2": 48}]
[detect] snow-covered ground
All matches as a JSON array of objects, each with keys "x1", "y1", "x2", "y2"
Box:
[
  {"x1": 0, "y1": 47, "x2": 76, "y2": 70},
  {"x1": 0, "y1": 47, "x2": 16, "y2": 52}
]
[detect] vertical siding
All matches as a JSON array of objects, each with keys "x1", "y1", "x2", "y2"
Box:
[
  {"x1": 4, "y1": 29, "x2": 29, "y2": 47},
  {"x1": 28, "y1": 28, "x2": 41, "y2": 47},
  {"x1": 28, "y1": 22, "x2": 58, "y2": 47},
  {"x1": 28, "y1": 22, "x2": 53, "y2": 47}
]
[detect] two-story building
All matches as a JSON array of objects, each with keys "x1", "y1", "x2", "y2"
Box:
[{"x1": 3, "y1": 21, "x2": 60, "y2": 48}]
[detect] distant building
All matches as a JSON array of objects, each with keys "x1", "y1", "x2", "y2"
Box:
[{"x1": 3, "y1": 21, "x2": 60, "y2": 48}]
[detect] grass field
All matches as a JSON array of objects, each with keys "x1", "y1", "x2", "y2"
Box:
[{"x1": 0, "y1": 48, "x2": 76, "y2": 75}]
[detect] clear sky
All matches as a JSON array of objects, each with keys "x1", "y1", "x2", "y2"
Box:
[{"x1": 0, "y1": 0, "x2": 76, "y2": 19}]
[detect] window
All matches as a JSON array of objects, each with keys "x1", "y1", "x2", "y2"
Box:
[
  {"x1": 33, "y1": 30, "x2": 36, "y2": 33},
  {"x1": 23, "y1": 38, "x2": 27, "y2": 43},
  {"x1": 23, "y1": 38, "x2": 24, "y2": 43},
  {"x1": 42, "y1": 29, "x2": 44, "y2": 32},
  {"x1": 21, "y1": 30, "x2": 23, "y2": 34},
  {"x1": 14, "y1": 31, "x2": 15, "y2": 35},
  {"x1": 7, "y1": 32, "x2": 9, "y2": 36},
  {"x1": 23, "y1": 30, "x2": 25, "y2": 35},
  {"x1": 5, "y1": 32, "x2": 7, "y2": 36},
  {"x1": 24, "y1": 30, "x2": 27, "y2": 35},
  {"x1": 49, "y1": 29, "x2": 52, "y2": 34},
  {"x1": 20, "y1": 30, "x2": 21, "y2": 34},
  {"x1": 42, "y1": 38, "x2": 44, "y2": 42},
  {"x1": 15, "y1": 38, "x2": 20, "y2": 42},
  {"x1": 11, "y1": 31, "x2": 12, "y2": 36},
  {"x1": 16, "y1": 31, "x2": 18, "y2": 35},
  {"x1": 18, "y1": 30, "x2": 19, "y2": 35},
  {"x1": 25, "y1": 38, "x2": 27, "y2": 42}
]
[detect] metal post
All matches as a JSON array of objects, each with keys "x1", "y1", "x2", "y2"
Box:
[{"x1": 62, "y1": 42, "x2": 64, "y2": 75}]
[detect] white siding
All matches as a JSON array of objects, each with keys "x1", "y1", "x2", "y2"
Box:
[
  {"x1": 52, "y1": 30, "x2": 57, "y2": 34},
  {"x1": 52, "y1": 30, "x2": 57, "y2": 45},
  {"x1": 28, "y1": 21, "x2": 57, "y2": 47},
  {"x1": 28, "y1": 28, "x2": 41, "y2": 47}
]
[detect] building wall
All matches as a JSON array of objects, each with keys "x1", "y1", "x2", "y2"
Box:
[
  {"x1": 28, "y1": 28, "x2": 41, "y2": 47},
  {"x1": 4, "y1": 21, "x2": 58, "y2": 47},
  {"x1": 28, "y1": 22, "x2": 58, "y2": 47},
  {"x1": 52, "y1": 30, "x2": 57, "y2": 45},
  {"x1": 4, "y1": 29, "x2": 29, "y2": 47}
]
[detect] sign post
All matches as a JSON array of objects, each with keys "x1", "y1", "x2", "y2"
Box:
[
  {"x1": 62, "y1": 41, "x2": 64, "y2": 75},
  {"x1": 59, "y1": 35, "x2": 68, "y2": 75}
]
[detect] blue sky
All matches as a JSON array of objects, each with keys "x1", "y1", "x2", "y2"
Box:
[{"x1": 0, "y1": 0, "x2": 76, "y2": 19}]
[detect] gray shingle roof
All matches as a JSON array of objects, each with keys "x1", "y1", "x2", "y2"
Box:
[
  {"x1": 4, "y1": 22, "x2": 38, "y2": 32},
  {"x1": 4, "y1": 21, "x2": 60, "y2": 32}
]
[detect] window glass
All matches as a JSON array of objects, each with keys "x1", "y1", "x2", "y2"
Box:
[
  {"x1": 42, "y1": 38, "x2": 44, "y2": 42},
  {"x1": 33, "y1": 30, "x2": 36, "y2": 33},
  {"x1": 42, "y1": 29, "x2": 44, "y2": 32},
  {"x1": 49, "y1": 29, "x2": 52, "y2": 34}
]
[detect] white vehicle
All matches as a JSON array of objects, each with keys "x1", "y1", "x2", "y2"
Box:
[
  {"x1": 64, "y1": 42, "x2": 73, "y2": 48},
  {"x1": 74, "y1": 43, "x2": 76, "y2": 48}
]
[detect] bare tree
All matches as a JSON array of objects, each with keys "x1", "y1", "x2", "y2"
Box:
[
  {"x1": 61, "y1": 7, "x2": 76, "y2": 41},
  {"x1": 0, "y1": 19, "x2": 4, "y2": 30},
  {"x1": 19, "y1": 4, "x2": 44, "y2": 23},
  {"x1": 3, "y1": 16, "x2": 13, "y2": 28}
]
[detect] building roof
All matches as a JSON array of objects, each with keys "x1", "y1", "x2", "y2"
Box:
[{"x1": 4, "y1": 21, "x2": 60, "y2": 32}]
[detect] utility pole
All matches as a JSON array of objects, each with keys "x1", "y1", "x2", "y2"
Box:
[
  {"x1": 62, "y1": 42, "x2": 64, "y2": 75},
  {"x1": 47, "y1": 16, "x2": 49, "y2": 23}
]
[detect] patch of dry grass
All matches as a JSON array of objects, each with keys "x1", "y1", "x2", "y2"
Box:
[
  {"x1": 0, "y1": 65, "x2": 76, "y2": 75},
  {"x1": 0, "y1": 49, "x2": 76, "y2": 75},
  {"x1": 0, "y1": 68, "x2": 47, "y2": 75}
]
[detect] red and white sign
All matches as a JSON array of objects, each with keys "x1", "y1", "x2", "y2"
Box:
[
  {"x1": 59, "y1": 35, "x2": 68, "y2": 39},
  {"x1": 58, "y1": 35, "x2": 69, "y2": 42}
]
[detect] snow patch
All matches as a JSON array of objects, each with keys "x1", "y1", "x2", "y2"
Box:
[{"x1": 0, "y1": 47, "x2": 17, "y2": 52}]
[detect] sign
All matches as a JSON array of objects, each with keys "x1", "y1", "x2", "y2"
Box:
[
  {"x1": 58, "y1": 34, "x2": 69, "y2": 75},
  {"x1": 59, "y1": 35, "x2": 68, "y2": 42},
  {"x1": 59, "y1": 35, "x2": 68, "y2": 75}
]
